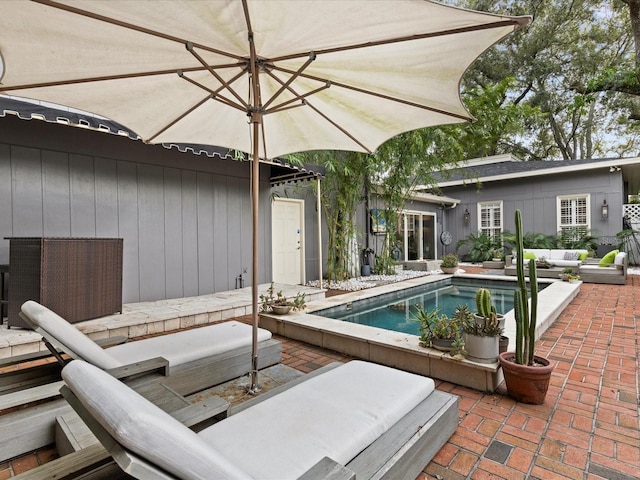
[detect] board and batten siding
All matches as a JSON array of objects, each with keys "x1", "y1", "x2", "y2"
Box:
[
  {"x1": 0, "y1": 116, "x2": 271, "y2": 304},
  {"x1": 441, "y1": 168, "x2": 623, "y2": 255}
]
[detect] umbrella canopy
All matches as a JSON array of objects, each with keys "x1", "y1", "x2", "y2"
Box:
[{"x1": 0, "y1": 0, "x2": 529, "y2": 390}]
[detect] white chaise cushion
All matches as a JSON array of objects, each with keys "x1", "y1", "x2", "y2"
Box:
[
  {"x1": 21, "y1": 300, "x2": 122, "y2": 370},
  {"x1": 62, "y1": 360, "x2": 251, "y2": 480},
  {"x1": 107, "y1": 321, "x2": 272, "y2": 368},
  {"x1": 21, "y1": 300, "x2": 272, "y2": 370},
  {"x1": 199, "y1": 360, "x2": 435, "y2": 479}
]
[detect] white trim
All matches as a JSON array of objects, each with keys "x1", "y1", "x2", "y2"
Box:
[
  {"x1": 271, "y1": 198, "x2": 305, "y2": 285},
  {"x1": 477, "y1": 201, "x2": 503, "y2": 236},
  {"x1": 397, "y1": 210, "x2": 437, "y2": 261},
  {"x1": 437, "y1": 157, "x2": 640, "y2": 188},
  {"x1": 556, "y1": 193, "x2": 591, "y2": 232}
]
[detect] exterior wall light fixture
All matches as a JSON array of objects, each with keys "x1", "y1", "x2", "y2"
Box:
[
  {"x1": 463, "y1": 208, "x2": 470, "y2": 225},
  {"x1": 601, "y1": 199, "x2": 608, "y2": 219}
]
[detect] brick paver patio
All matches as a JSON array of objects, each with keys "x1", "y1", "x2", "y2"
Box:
[{"x1": 1, "y1": 272, "x2": 638, "y2": 479}]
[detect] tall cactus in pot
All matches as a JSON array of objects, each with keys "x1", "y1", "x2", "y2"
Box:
[
  {"x1": 513, "y1": 209, "x2": 538, "y2": 365},
  {"x1": 500, "y1": 209, "x2": 553, "y2": 404}
]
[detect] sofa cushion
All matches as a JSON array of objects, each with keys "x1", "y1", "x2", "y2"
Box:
[
  {"x1": 580, "y1": 264, "x2": 622, "y2": 275},
  {"x1": 551, "y1": 260, "x2": 581, "y2": 267},
  {"x1": 548, "y1": 250, "x2": 588, "y2": 261},
  {"x1": 614, "y1": 251, "x2": 627, "y2": 266},
  {"x1": 523, "y1": 252, "x2": 537, "y2": 260},
  {"x1": 526, "y1": 249, "x2": 552, "y2": 259},
  {"x1": 579, "y1": 252, "x2": 589, "y2": 261},
  {"x1": 598, "y1": 249, "x2": 619, "y2": 267}
]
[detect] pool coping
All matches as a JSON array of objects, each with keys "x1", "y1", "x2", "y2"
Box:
[{"x1": 260, "y1": 273, "x2": 581, "y2": 392}]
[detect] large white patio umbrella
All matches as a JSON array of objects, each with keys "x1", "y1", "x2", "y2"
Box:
[{"x1": 0, "y1": 0, "x2": 529, "y2": 391}]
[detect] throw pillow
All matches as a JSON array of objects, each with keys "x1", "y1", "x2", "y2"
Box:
[
  {"x1": 578, "y1": 252, "x2": 589, "y2": 261},
  {"x1": 598, "y1": 249, "x2": 619, "y2": 267},
  {"x1": 523, "y1": 252, "x2": 536, "y2": 260},
  {"x1": 564, "y1": 251, "x2": 580, "y2": 261}
]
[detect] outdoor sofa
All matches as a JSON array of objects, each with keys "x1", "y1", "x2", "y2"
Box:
[
  {"x1": 60, "y1": 358, "x2": 459, "y2": 480},
  {"x1": 579, "y1": 250, "x2": 628, "y2": 285},
  {"x1": 504, "y1": 248, "x2": 589, "y2": 278}
]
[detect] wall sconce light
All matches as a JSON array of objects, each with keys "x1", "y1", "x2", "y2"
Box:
[
  {"x1": 601, "y1": 199, "x2": 608, "y2": 219},
  {"x1": 463, "y1": 208, "x2": 470, "y2": 225}
]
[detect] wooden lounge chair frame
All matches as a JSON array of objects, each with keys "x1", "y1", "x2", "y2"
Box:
[{"x1": 56, "y1": 361, "x2": 458, "y2": 480}]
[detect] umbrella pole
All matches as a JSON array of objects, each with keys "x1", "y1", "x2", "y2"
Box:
[{"x1": 248, "y1": 117, "x2": 261, "y2": 394}]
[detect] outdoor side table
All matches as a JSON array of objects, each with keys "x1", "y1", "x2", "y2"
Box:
[{"x1": 6, "y1": 238, "x2": 123, "y2": 328}]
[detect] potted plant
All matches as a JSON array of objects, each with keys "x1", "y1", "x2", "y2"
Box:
[
  {"x1": 559, "y1": 267, "x2": 573, "y2": 281},
  {"x1": 439, "y1": 253, "x2": 459, "y2": 274},
  {"x1": 414, "y1": 306, "x2": 465, "y2": 357},
  {"x1": 499, "y1": 210, "x2": 554, "y2": 404},
  {"x1": 474, "y1": 288, "x2": 505, "y2": 330},
  {"x1": 463, "y1": 298, "x2": 502, "y2": 364},
  {"x1": 259, "y1": 282, "x2": 306, "y2": 315}
]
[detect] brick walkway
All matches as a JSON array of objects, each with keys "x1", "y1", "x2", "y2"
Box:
[
  {"x1": 280, "y1": 274, "x2": 640, "y2": 480},
  {"x1": 2, "y1": 273, "x2": 638, "y2": 479}
]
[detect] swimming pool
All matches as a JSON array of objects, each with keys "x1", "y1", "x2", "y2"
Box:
[{"x1": 315, "y1": 277, "x2": 541, "y2": 336}]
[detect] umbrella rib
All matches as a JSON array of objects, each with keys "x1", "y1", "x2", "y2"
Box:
[
  {"x1": 32, "y1": 0, "x2": 245, "y2": 62},
  {"x1": 0, "y1": 66, "x2": 209, "y2": 93},
  {"x1": 261, "y1": 53, "x2": 316, "y2": 111},
  {"x1": 186, "y1": 42, "x2": 249, "y2": 110},
  {"x1": 146, "y1": 95, "x2": 211, "y2": 143},
  {"x1": 268, "y1": 19, "x2": 529, "y2": 63},
  {"x1": 261, "y1": 69, "x2": 331, "y2": 114},
  {"x1": 263, "y1": 68, "x2": 372, "y2": 152},
  {"x1": 177, "y1": 70, "x2": 247, "y2": 113},
  {"x1": 272, "y1": 66, "x2": 473, "y2": 122},
  {"x1": 263, "y1": 83, "x2": 330, "y2": 114}
]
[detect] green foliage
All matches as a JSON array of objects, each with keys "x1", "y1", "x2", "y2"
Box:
[
  {"x1": 502, "y1": 230, "x2": 556, "y2": 249},
  {"x1": 259, "y1": 282, "x2": 306, "y2": 313},
  {"x1": 513, "y1": 210, "x2": 539, "y2": 366},
  {"x1": 451, "y1": 0, "x2": 640, "y2": 159},
  {"x1": 456, "y1": 231, "x2": 503, "y2": 262},
  {"x1": 414, "y1": 305, "x2": 467, "y2": 356},
  {"x1": 557, "y1": 227, "x2": 598, "y2": 252},
  {"x1": 440, "y1": 253, "x2": 459, "y2": 268}
]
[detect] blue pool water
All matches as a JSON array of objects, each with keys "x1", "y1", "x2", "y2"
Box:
[{"x1": 316, "y1": 278, "x2": 535, "y2": 336}]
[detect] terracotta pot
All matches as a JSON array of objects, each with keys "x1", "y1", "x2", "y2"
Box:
[{"x1": 499, "y1": 351, "x2": 554, "y2": 404}]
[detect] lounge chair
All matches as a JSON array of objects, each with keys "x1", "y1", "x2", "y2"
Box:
[
  {"x1": 0, "y1": 301, "x2": 281, "y2": 463},
  {"x1": 61, "y1": 359, "x2": 458, "y2": 480},
  {"x1": 20, "y1": 300, "x2": 282, "y2": 394}
]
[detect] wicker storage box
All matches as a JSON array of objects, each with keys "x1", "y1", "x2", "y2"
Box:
[{"x1": 7, "y1": 238, "x2": 123, "y2": 328}]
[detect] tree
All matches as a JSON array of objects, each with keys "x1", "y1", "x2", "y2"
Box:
[{"x1": 455, "y1": 0, "x2": 640, "y2": 159}]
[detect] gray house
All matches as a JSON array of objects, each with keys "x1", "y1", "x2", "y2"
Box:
[
  {"x1": 429, "y1": 154, "x2": 640, "y2": 260},
  {"x1": 0, "y1": 98, "x2": 322, "y2": 310},
  {"x1": 339, "y1": 153, "x2": 640, "y2": 273}
]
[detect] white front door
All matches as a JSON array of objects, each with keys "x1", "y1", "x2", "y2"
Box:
[{"x1": 272, "y1": 198, "x2": 304, "y2": 285}]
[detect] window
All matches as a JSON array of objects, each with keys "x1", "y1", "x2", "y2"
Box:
[
  {"x1": 557, "y1": 194, "x2": 590, "y2": 235},
  {"x1": 478, "y1": 201, "x2": 502, "y2": 237}
]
